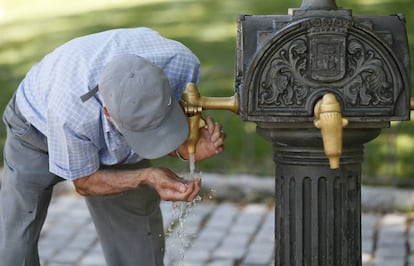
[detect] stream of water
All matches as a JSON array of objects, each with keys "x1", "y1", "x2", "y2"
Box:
[
  {"x1": 166, "y1": 153, "x2": 202, "y2": 265},
  {"x1": 189, "y1": 153, "x2": 196, "y2": 175}
]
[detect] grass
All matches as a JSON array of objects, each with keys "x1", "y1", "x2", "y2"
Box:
[{"x1": 1, "y1": 0, "x2": 414, "y2": 182}]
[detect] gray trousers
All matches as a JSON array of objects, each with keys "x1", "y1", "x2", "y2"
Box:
[{"x1": 0, "y1": 96, "x2": 165, "y2": 266}]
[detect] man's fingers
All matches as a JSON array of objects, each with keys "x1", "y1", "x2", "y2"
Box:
[
  {"x1": 187, "y1": 179, "x2": 201, "y2": 201},
  {"x1": 166, "y1": 179, "x2": 201, "y2": 202},
  {"x1": 205, "y1": 116, "x2": 215, "y2": 134}
]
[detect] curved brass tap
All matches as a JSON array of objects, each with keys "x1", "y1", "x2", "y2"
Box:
[
  {"x1": 314, "y1": 93, "x2": 349, "y2": 169},
  {"x1": 180, "y1": 82, "x2": 239, "y2": 156}
]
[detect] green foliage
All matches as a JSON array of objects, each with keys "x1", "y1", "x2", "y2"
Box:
[
  {"x1": 363, "y1": 118, "x2": 414, "y2": 186},
  {"x1": 1, "y1": 0, "x2": 414, "y2": 181}
]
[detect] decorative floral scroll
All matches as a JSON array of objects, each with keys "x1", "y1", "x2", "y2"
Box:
[{"x1": 255, "y1": 17, "x2": 398, "y2": 111}]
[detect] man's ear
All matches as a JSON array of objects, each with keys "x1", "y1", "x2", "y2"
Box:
[
  {"x1": 102, "y1": 106, "x2": 121, "y2": 132},
  {"x1": 102, "y1": 106, "x2": 110, "y2": 118}
]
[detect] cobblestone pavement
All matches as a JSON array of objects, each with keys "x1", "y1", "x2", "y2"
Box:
[
  {"x1": 39, "y1": 192, "x2": 275, "y2": 266},
  {"x1": 39, "y1": 192, "x2": 413, "y2": 266}
]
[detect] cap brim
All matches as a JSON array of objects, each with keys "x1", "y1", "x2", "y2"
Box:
[{"x1": 121, "y1": 99, "x2": 189, "y2": 159}]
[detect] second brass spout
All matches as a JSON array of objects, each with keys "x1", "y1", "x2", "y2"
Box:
[
  {"x1": 180, "y1": 83, "x2": 239, "y2": 156},
  {"x1": 185, "y1": 114, "x2": 205, "y2": 155},
  {"x1": 181, "y1": 83, "x2": 239, "y2": 114},
  {"x1": 314, "y1": 93, "x2": 349, "y2": 169}
]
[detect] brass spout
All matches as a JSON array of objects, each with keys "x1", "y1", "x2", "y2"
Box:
[
  {"x1": 314, "y1": 93, "x2": 349, "y2": 169},
  {"x1": 180, "y1": 82, "x2": 239, "y2": 156},
  {"x1": 181, "y1": 83, "x2": 239, "y2": 114},
  {"x1": 185, "y1": 114, "x2": 205, "y2": 155}
]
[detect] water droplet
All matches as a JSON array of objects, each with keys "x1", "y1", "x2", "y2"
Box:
[{"x1": 208, "y1": 189, "x2": 217, "y2": 200}]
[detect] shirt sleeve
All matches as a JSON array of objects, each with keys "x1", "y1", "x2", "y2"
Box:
[
  {"x1": 48, "y1": 123, "x2": 101, "y2": 180},
  {"x1": 46, "y1": 89, "x2": 102, "y2": 180}
]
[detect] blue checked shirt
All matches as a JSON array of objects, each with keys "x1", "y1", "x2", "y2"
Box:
[{"x1": 15, "y1": 27, "x2": 200, "y2": 180}]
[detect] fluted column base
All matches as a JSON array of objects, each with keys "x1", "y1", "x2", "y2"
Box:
[{"x1": 257, "y1": 126, "x2": 381, "y2": 266}]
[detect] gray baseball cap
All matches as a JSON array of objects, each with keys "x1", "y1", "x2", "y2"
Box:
[{"x1": 98, "y1": 55, "x2": 189, "y2": 159}]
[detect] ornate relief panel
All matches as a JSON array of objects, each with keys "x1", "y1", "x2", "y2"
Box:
[{"x1": 241, "y1": 16, "x2": 409, "y2": 122}]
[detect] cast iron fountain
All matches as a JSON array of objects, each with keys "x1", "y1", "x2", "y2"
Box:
[
  {"x1": 179, "y1": 0, "x2": 411, "y2": 264},
  {"x1": 234, "y1": 0, "x2": 410, "y2": 265}
]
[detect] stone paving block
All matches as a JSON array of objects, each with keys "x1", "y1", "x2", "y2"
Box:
[
  {"x1": 78, "y1": 254, "x2": 107, "y2": 266},
  {"x1": 254, "y1": 235, "x2": 274, "y2": 245},
  {"x1": 408, "y1": 219, "x2": 414, "y2": 254},
  {"x1": 190, "y1": 202, "x2": 217, "y2": 215},
  {"x1": 381, "y1": 214, "x2": 407, "y2": 225},
  {"x1": 375, "y1": 244, "x2": 406, "y2": 259},
  {"x1": 259, "y1": 213, "x2": 274, "y2": 227},
  {"x1": 243, "y1": 203, "x2": 269, "y2": 212},
  {"x1": 66, "y1": 232, "x2": 97, "y2": 250},
  {"x1": 242, "y1": 242, "x2": 274, "y2": 265},
  {"x1": 407, "y1": 254, "x2": 414, "y2": 265},
  {"x1": 164, "y1": 251, "x2": 186, "y2": 266},
  {"x1": 378, "y1": 224, "x2": 407, "y2": 237},
  {"x1": 220, "y1": 234, "x2": 251, "y2": 248},
  {"x1": 180, "y1": 262, "x2": 205, "y2": 266},
  {"x1": 40, "y1": 230, "x2": 78, "y2": 251},
  {"x1": 362, "y1": 213, "x2": 379, "y2": 239},
  {"x1": 234, "y1": 211, "x2": 266, "y2": 229},
  {"x1": 38, "y1": 244, "x2": 59, "y2": 262},
  {"x1": 165, "y1": 236, "x2": 189, "y2": 260},
  {"x1": 212, "y1": 244, "x2": 246, "y2": 260},
  {"x1": 241, "y1": 254, "x2": 273, "y2": 266},
  {"x1": 409, "y1": 235, "x2": 414, "y2": 254},
  {"x1": 235, "y1": 210, "x2": 266, "y2": 221},
  {"x1": 362, "y1": 252, "x2": 373, "y2": 266},
  {"x1": 189, "y1": 237, "x2": 221, "y2": 252},
  {"x1": 378, "y1": 230, "x2": 406, "y2": 244},
  {"x1": 195, "y1": 228, "x2": 226, "y2": 243},
  {"x1": 254, "y1": 211, "x2": 275, "y2": 242},
  {"x1": 161, "y1": 203, "x2": 175, "y2": 227},
  {"x1": 246, "y1": 242, "x2": 274, "y2": 256},
  {"x1": 50, "y1": 248, "x2": 85, "y2": 264},
  {"x1": 362, "y1": 213, "x2": 379, "y2": 226},
  {"x1": 183, "y1": 225, "x2": 202, "y2": 241},
  {"x1": 377, "y1": 240, "x2": 406, "y2": 249},
  {"x1": 207, "y1": 204, "x2": 239, "y2": 229},
  {"x1": 254, "y1": 228, "x2": 274, "y2": 243},
  {"x1": 185, "y1": 213, "x2": 207, "y2": 227},
  {"x1": 362, "y1": 237, "x2": 374, "y2": 254},
  {"x1": 373, "y1": 257, "x2": 405, "y2": 266},
  {"x1": 259, "y1": 231, "x2": 274, "y2": 241},
  {"x1": 47, "y1": 263, "x2": 76, "y2": 266},
  {"x1": 60, "y1": 214, "x2": 91, "y2": 228},
  {"x1": 78, "y1": 243, "x2": 106, "y2": 266},
  {"x1": 231, "y1": 223, "x2": 260, "y2": 235},
  {"x1": 377, "y1": 227, "x2": 406, "y2": 252},
  {"x1": 379, "y1": 221, "x2": 406, "y2": 232},
  {"x1": 378, "y1": 214, "x2": 407, "y2": 238},
  {"x1": 181, "y1": 248, "x2": 212, "y2": 263},
  {"x1": 206, "y1": 259, "x2": 236, "y2": 266}
]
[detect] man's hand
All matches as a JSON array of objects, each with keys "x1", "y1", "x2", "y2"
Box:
[
  {"x1": 143, "y1": 167, "x2": 201, "y2": 202},
  {"x1": 175, "y1": 116, "x2": 225, "y2": 162},
  {"x1": 73, "y1": 167, "x2": 200, "y2": 202}
]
